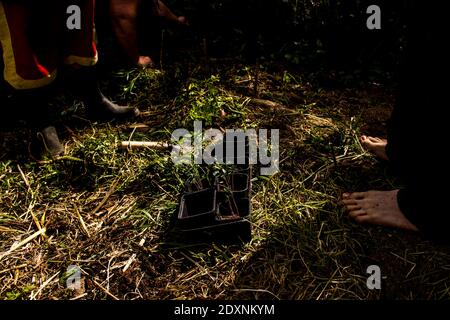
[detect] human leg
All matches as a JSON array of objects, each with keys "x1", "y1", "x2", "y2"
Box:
[{"x1": 64, "y1": 0, "x2": 139, "y2": 120}]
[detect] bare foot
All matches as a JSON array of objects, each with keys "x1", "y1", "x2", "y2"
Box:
[
  {"x1": 137, "y1": 56, "x2": 155, "y2": 68},
  {"x1": 342, "y1": 190, "x2": 419, "y2": 231},
  {"x1": 361, "y1": 135, "x2": 388, "y2": 161}
]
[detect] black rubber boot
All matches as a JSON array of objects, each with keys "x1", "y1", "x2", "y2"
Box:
[
  {"x1": 68, "y1": 67, "x2": 139, "y2": 121},
  {"x1": 15, "y1": 89, "x2": 65, "y2": 159},
  {"x1": 35, "y1": 126, "x2": 64, "y2": 158}
]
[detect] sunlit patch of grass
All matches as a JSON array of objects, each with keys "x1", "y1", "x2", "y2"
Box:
[{"x1": 1, "y1": 60, "x2": 450, "y2": 300}]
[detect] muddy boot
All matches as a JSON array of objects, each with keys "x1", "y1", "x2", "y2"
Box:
[{"x1": 68, "y1": 67, "x2": 139, "y2": 121}]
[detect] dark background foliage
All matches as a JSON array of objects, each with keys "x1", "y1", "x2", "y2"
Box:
[{"x1": 158, "y1": 0, "x2": 410, "y2": 80}]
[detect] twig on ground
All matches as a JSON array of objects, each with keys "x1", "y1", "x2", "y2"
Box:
[
  {"x1": 92, "y1": 279, "x2": 120, "y2": 300},
  {"x1": 119, "y1": 141, "x2": 170, "y2": 150},
  {"x1": 91, "y1": 179, "x2": 120, "y2": 215},
  {"x1": 0, "y1": 228, "x2": 46, "y2": 261},
  {"x1": 30, "y1": 271, "x2": 60, "y2": 300}
]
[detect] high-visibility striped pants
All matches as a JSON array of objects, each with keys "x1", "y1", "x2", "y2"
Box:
[{"x1": 0, "y1": 0, "x2": 98, "y2": 90}]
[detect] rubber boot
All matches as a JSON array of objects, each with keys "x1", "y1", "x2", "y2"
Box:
[
  {"x1": 68, "y1": 67, "x2": 139, "y2": 121},
  {"x1": 16, "y1": 88, "x2": 64, "y2": 158},
  {"x1": 35, "y1": 126, "x2": 64, "y2": 158}
]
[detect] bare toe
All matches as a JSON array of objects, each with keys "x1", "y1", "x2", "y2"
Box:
[
  {"x1": 368, "y1": 136, "x2": 384, "y2": 143},
  {"x1": 348, "y1": 209, "x2": 367, "y2": 218},
  {"x1": 360, "y1": 135, "x2": 389, "y2": 161},
  {"x1": 347, "y1": 192, "x2": 367, "y2": 200},
  {"x1": 345, "y1": 204, "x2": 362, "y2": 212},
  {"x1": 341, "y1": 190, "x2": 418, "y2": 232}
]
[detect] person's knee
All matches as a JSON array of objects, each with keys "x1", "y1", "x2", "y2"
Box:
[{"x1": 109, "y1": 0, "x2": 139, "y2": 21}]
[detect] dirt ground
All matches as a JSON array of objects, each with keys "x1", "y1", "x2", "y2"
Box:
[{"x1": 1, "y1": 50, "x2": 450, "y2": 300}]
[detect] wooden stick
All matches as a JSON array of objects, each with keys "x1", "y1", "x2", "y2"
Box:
[{"x1": 119, "y1": 141, "x2": 170, "y2": 150}]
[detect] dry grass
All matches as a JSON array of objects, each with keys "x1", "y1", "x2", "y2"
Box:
[{"x1": 1, "y1": 62, "x2": 450, "y2": 301}]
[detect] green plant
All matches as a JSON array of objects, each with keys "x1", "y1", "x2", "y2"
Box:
[{"x1": 178, "y1": 75, "x2": 246, "y2": 126}]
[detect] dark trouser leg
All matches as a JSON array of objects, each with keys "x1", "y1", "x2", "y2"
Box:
[{"x1": 386, "y1": 0, "x2": 449, "y2": 242}]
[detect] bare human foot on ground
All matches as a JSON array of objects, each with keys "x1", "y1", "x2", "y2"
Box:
[
  {"x1": 361, "y1": 135, "x2": 389, "y2": 161},
  {"x1": 342, "y1": 190, "x2": 419, "y2": 232}
]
